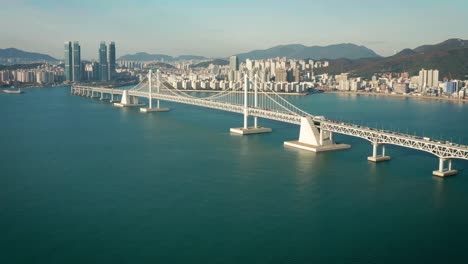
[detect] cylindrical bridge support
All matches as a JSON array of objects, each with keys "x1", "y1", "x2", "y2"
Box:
[
  {"x1": 372, "y1": 142, "x2": 378, "y2": 158},
  {"x1": 433, "y1": 157, "x2": 457, "y2": 177},
  {"x1": 439, "y1": 158, "x2": 445, "y2": 173},
  {"x1": 368, "y1": 142, "x2": 391, "y2": 162}
]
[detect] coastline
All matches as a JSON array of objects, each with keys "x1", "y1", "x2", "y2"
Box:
[
  {"x1": 324, "y1": 90, "x2": 468, "y2": 103},
  {"x1": 183, "y1": 89, "x2": 308, "y2": 96}
]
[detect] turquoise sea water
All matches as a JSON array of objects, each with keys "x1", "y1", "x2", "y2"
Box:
[{"x1": 1, "y1": 87, "x2": 468, "y2": 263}]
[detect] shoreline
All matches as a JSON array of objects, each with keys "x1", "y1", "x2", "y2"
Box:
[
  {"x1": 183, "y1": 89, "x2": 308, "y2": 96},
  {"x1": 3, "y1": 85, "x2": 309, "y2": 96},
  {"x1": 323, "y1": 90, "x2": 468, "y2": 103}
]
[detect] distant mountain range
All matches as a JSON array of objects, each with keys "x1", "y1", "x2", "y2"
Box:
[
  {"x1": 3, "y1": 39, "x2": 468, "y2": 79},
  {"x1": 118, "y1": 43, "x2": 380, "y2": 62},
  {"x1": 236, "y1": 43, "x2": 381, "y2": 61},
  {"x1": 0, "y1": 48, "x2": 58, "y2": 64},
  {"x1": 314, "y1": 38, "x2": 468, "y2": 79},
  {"x1": 117, "y1": 52, "x2": 207, "y2": 62},
  {"x1": 413, "y1": 38, "x2": 468, "y2": 53}
]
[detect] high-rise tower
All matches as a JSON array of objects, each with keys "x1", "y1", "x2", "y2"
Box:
[
  {"x1": 99, "y1": 42, "x2": 108, "y2": 81},
  {"x1": 64, "y1": 41, "x2": 72, "y2": 81},
  {"x1": 229, "y1": 55, "x2": 239, "y2": 71},
  {"x1": 108, "y1": 42, "x2": 116, "y2": 81},
  {"x1": 72, "y1": 41, "x2": 81, "y2": 82}
]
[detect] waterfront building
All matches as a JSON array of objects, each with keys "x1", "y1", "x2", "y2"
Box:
[
  {"x1": 64, "y1": 41, "x2": 81, "y2": 82},
  {"x1": 72, "y1": 41, "x2": 81, "y2": 82},
  {"x1": 393, "y1": 82, "x2": 408, "y2": 94},
  {"x1": 418, "y1": 68, "x2": 439, "y2": 91},
  {"x1": 339, "y1": 79, "x2": 350, "y2": 91},
  {"x1": 350, "y1": 79, "x2": 360, "y2": 91},
  {"x1": 99, "y1": 42, "x2": 108, "y2": 81},
  {"x1": 64, "y1": 41, "x2": 72, "y2": 81},
  {"x1": 446, "y1": 81, "x2": 457, "y2": 96},
  {"x1": 108, "y1": 42, "x2": 116, "y2": 81},
  {"x1": 432, "y1": 70, "x2": 439, "y2": 88},
  {"x1": 0, "y1": 71, "x2": 10, "y2": 83}
]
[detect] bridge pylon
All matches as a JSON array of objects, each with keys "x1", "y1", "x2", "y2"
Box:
[
  {"x1": 140, "y1": 69, "x2": 170, "y2": 113},
  {"x1": 284, "y1": 117, "x2": 351, "y2": 152},
  {"x1": 230, "y1": 75, "x2": 271, "y2": 135}
]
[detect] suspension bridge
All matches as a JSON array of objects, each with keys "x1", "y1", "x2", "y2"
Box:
[{"x1": 71, "y1": 70, "x2": 468, "y2": 177}]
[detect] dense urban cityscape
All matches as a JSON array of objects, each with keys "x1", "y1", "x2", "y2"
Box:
[
  {"x1": 2, "y1": 1, "x2": 468, "y2": 263},
  {"x1": 1, "y1": 41, "x2": 467, "y2": 100}
]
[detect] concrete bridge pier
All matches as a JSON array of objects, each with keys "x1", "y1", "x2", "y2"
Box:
[
  {"x1": 284, "y1": 117, "x2": 351, "y2": 152},
  {"x1": 368, "y1": 143, "x2": 391, "y2": 162},
  {"x1": 140, "y1": 70, "x2": 169, "y2": 113},
  {"x1": 91, "y1": 90, "x2": 100, "y2": 98},
  {"x1": 110, "y1": 90, "x2": 115, "y2": 103},
  {"x1": 113, "y1": 90, "x2": 144, "y2": 107},
  {"x1": 231, "y1": 75, "x2": 271, "y2": 135},
  {"x1": 433, "y1": 158, "x2": 458, "y2": 177}
]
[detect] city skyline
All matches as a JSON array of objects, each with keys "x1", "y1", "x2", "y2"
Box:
[{"x1": 1, "y1": 0, "x2": 468, "y2": 60}]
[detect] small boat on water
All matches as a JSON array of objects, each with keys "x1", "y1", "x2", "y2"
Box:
[{"x1": 2, "y1": 88, "x2": 23, "y2": 94}]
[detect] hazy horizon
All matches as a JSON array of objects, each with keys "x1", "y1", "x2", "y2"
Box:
[{"x1": 1, "y1": 0, "x2": 467, "y2": 60}]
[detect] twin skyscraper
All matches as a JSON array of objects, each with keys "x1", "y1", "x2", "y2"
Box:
[
  {"x1": 64, "y1": 41, "x2": 116, "y2": 82},
  {"x1": 98, "y1": 42, "x2": 116, "y2": 82}
]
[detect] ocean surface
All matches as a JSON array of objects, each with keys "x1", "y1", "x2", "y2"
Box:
[{"x1": 1, "y1": 86, "x2": 468, "y2": 263}]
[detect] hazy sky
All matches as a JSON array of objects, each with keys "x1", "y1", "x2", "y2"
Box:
[{"x1": 1, "y1": 0, "x2": 467, "y2": 60}]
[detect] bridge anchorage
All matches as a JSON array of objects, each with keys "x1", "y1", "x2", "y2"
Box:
[
  {"x1": 284, "y1": 116, "x2": 351, "y2": 152},
  {"x1": 71, "y1": 70, "x2": 468, "y2": 178}
]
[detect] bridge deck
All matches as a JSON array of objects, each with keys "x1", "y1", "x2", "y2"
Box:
[{"x1": 71, "y1": 85, "x2": 468, "y2": 160}]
